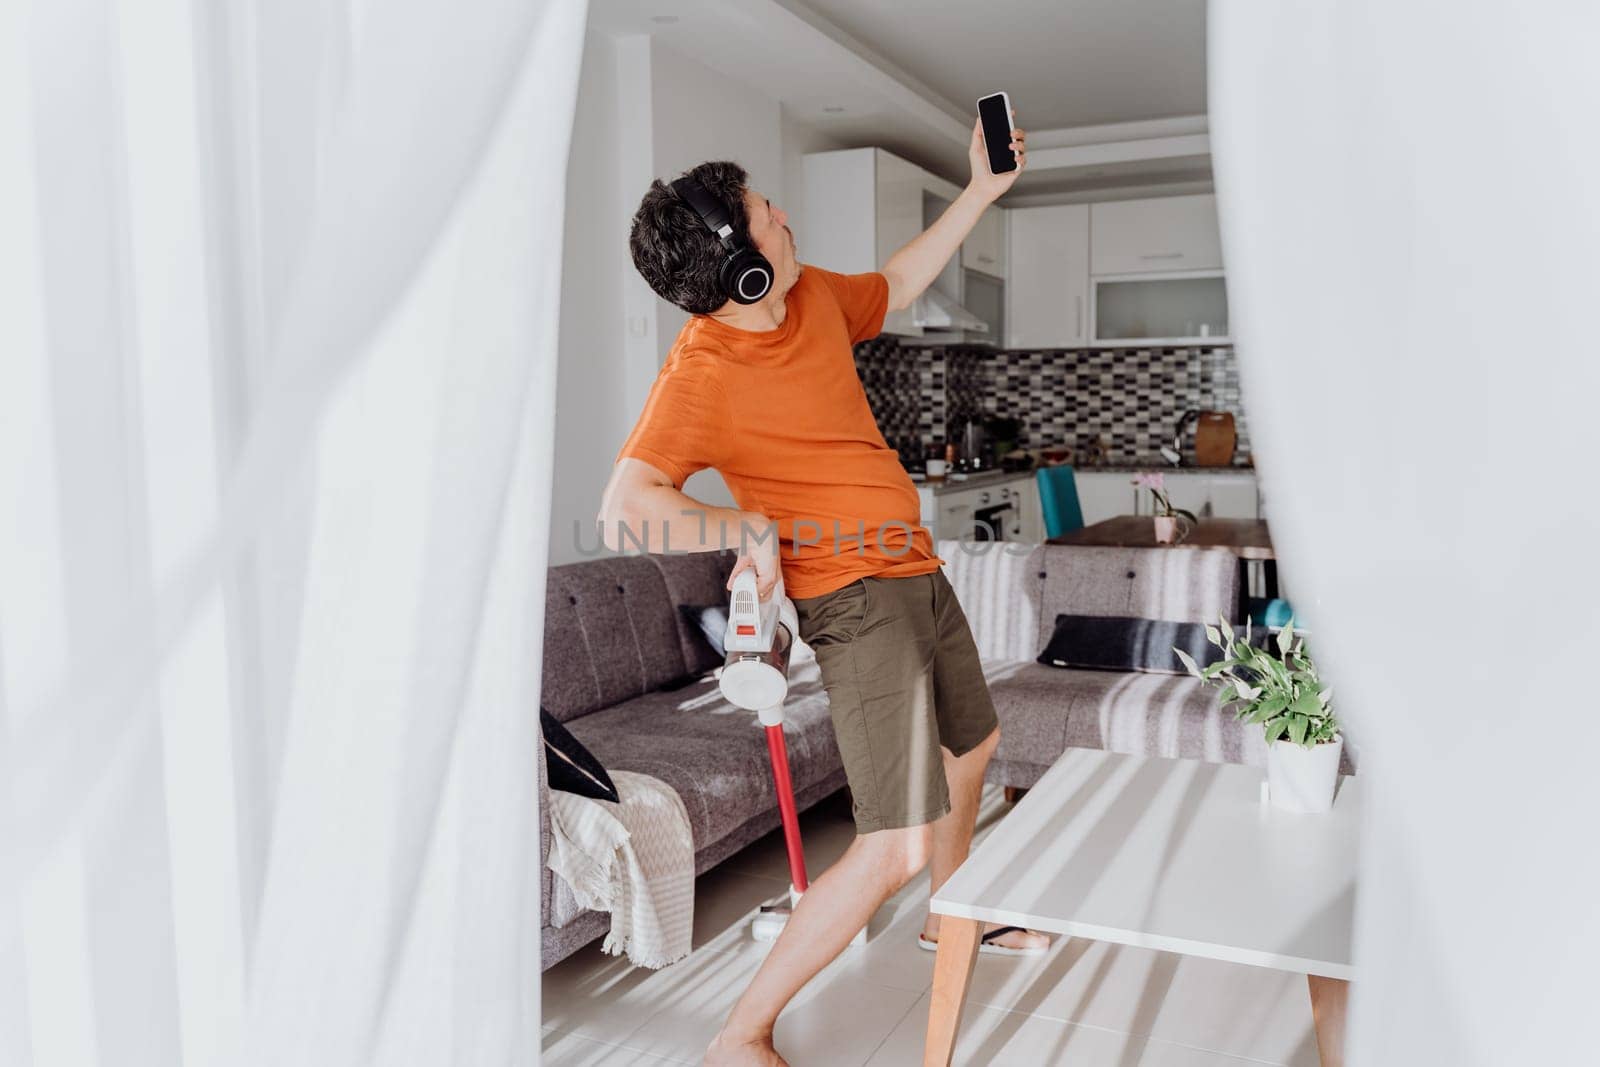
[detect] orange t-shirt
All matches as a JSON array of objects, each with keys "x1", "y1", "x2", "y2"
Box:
[{"x1": 616, "y1": 264, "x2": 943, "y2": 598}]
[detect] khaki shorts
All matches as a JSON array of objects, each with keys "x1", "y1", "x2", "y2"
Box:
[{"x1": 792, "y1": 568, "x2": 1000, "y2": 834}]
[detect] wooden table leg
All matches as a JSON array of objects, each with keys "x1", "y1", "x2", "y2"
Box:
[
  {"x1": 1307, "y1": 975, "x2": 1348, "y2": 1067},
  {"x1": 923, "y1": 915, "x2": 982, "y2": 1067}
]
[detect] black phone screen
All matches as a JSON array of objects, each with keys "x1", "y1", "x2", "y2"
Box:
[{"x1": 977, "y1": 94, "x2": 1016, "y2": 175}]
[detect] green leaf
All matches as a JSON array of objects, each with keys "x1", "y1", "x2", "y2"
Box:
[
  {"x1": 1276, "y1": 619, "x2": 1295, "y2": 658},
  {"x1": 1255, "y1": 692, "x2": 1290, "y2": 718},
  {"x1": 1176, "y1": 508, "x2": 1200, "y2": 526},
  {"x1": 1204, "y1": 625, "x2": 1221, "y2": 648},
  {"x1": 1288, "y1": 714, "x2": 1309, "y2": 746},
  {"x1": 1221, "y1": 615, "x2": 1235, "y2": 646},
  {"x1": 1264, "y1": 718, "x2": 1289, "y2": 743},
  {"x1": 1217, "y1": 683, "x2": 1238, "y2": 706},
  {"x1": 1173, "y1": 647, "x2": 1202, "y2": 678},
  {"x1": 1291, "y1": 687, "x2": 1322, "y2": 719}
]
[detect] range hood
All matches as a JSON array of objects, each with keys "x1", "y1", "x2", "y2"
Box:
[{"x1": 910, "y1": 286, "x2": 990, "y2": 334}]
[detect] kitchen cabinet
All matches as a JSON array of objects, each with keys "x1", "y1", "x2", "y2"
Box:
[
  {"x1": 1130, "y1": 470, "x2": 1259, "y2": 520},
  {"x1": 1092, "y1": 272, "x2": 1228, "y2": 344},
  {"x1": 961, "y1": 204, "x2": 1006, "y2": 279},
  {"x1": 1090, "y1": 194, "x2": 1223, "y2": 276},
  {"x1": 801, "y1": 147, "x2": 929, "y2": 337},
  {"x1": 1006, "y1": 204, "x2": 1090, "y2": 349},
  {"x1": 1073, "y1": 471, "x2": 1137, "y2": 526},
  {"x1": 920, "y1": 474, "x2": 1040, "y2": 542}
]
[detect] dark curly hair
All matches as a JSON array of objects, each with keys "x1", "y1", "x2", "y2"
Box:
[{"x1": 629, "y1": 160, "x2": 753, "y2": 315}]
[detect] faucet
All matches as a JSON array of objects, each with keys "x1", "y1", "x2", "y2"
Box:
[{"x1": 1162, "y1": 409, "x2": 1199, "y2": 467}]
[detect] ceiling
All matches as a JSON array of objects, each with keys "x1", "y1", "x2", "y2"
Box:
[
  {"x1": 587, "y1": 0, "x2": 1213, "y2": 201},
  {"x1": 798, "y1": 0, "x2": 1208, "y2": 130}
]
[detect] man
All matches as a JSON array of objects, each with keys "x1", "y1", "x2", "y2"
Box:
[{"x1": 598, "y1": 115, "x2": 1041, "y2": 1067}]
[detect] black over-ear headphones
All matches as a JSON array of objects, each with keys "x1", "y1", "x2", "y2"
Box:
[{"x1": 670, "y1": 176, "x2": 774, "y2": 305}]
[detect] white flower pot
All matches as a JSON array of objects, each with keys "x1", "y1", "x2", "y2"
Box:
[
  {"x1": 1153, "y1": 515, "x2": 1178, "y2": 544},
  {"x1": 1265, "y1": 735, "x2": 1344, "y2": 813}
]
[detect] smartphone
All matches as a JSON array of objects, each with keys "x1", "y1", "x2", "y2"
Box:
[{"x1": 976, "y1": 91, "x2": 1017, "y2": 175}]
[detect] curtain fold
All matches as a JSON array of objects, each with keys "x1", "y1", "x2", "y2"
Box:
[
  {"x1": 1, "y1": 0, "x2": 589, "y2": 1062},
  {"x1": 1210, "y1": 3, "x2": 1600, "y2": 1064}
]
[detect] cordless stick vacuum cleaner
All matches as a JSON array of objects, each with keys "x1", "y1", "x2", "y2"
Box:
[
  {"x1": 718, "y1": 569, "x2": 808, "y2": 942},
  {"x1": 717, "y1": 569, "x2": 866, "y2": 945}
]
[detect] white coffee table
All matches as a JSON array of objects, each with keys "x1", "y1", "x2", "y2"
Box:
[{"x1": 924, "y1": 749, "x2": 1358, "y2": 1066}]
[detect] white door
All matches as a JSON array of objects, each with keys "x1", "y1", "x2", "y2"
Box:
[{"x1": 1006, "y1": 204, "x2": 1090, "y2": 348}]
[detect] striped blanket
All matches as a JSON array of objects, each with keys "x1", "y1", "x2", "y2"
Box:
[{"x1": 545, "y1": 770, "x2": 694, "y2": 969}]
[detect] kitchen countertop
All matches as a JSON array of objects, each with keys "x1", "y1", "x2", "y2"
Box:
[{"x1": 909, "y1": 461, "x2": 1255, "y2": 495}]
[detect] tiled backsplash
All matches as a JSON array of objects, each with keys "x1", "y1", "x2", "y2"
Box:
[{"x1": 853, "y1": 337, "x2": 1252, "y2": 467}]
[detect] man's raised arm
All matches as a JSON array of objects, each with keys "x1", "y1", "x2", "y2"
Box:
[{"x1": 881, "y1": 114, "x2": 1026, "y2": 312}]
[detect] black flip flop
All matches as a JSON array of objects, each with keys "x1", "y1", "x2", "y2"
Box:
[{"x1": 917, "y1": 924, "x2": 1048, "y2": 956}]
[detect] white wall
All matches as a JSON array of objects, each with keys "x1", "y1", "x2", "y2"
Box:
[
  {"x1": 549, "y1": 30, "x2": 628, "y2": 566},
  {"x1": 781, "y1": 107, "x2": 849, "y2": 238},
  {"x1": 548, "y1": 32, "x2": 845, "y2": 561}
]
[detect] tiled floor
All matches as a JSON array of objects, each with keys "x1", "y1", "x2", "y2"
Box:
[{"x1": 541, "y1": 785, "x2": 1320, "y2": 1066}]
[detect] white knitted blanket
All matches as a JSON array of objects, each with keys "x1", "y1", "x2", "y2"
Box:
[{"x1": 546, "y1": 770, "x2": 694, "y2": 969}]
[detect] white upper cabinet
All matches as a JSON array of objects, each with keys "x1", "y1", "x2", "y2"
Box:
[
  {"x1": 1006, "y1": 204, "x2": 1090, "y2": 349},
  {"x1": 961, "y1": 205, "x2": 1006, "y2": 279},
  {"x1": 802, "y1": 147, "x2": 962, "y2": 337},
  {"x1": 1090, "y1": 194, "x2": 1223, "y2": 275}
]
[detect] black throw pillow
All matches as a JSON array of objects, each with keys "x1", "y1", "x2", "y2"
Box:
[
  {"x1": 541, "y1": 708, "x2": 619, "y2": 803},
  {"x1": 679, "y1": 603, "x2": 730, "y2": 663},
  {"x1": 1038, "y1": 614, "x2": 1228, "y2": 675}
]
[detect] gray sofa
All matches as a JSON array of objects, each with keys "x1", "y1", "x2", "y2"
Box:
[
  {"x1": 539, "y1": 548, "x2": 849, "y2": 970},
  {"x1": 936, "y1": 539, "x2": 1270, "y2": 791},
  {"x1": 539, "y1": 539, "x2": 1294, "y2": 971}
]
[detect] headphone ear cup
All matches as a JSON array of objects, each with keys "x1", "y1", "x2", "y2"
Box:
[{"x1": 722, "y1": 248, "x2": 774, "y2": 305}]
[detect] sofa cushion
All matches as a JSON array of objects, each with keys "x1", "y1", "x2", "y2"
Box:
[
  {"x1": 1035, "y1": 545, "x2": 1239, "y2": 651},
  {"x1": 542, "y1": 556, "x2": 689, "y2": 722},
  {"x1": 1037, "y1": 614, "x2": 1221, "y2": 675},
  {"x1": 980, "y1": 658, "x2": 1074, "y2": 766},
  {"x1": 935, "y1": 541, "x2": 1045, "y2": 663},
  {"x1": 563, "y1": 656, "x2": 841, "y2": 853},
  {"x1": 649, "y1": 550, "x2": 738, "y2": 677},
  {"x1": 983, "y1": 658, "x2": 1269, "y2": 769},
  {"x1": 679, "y1": 603, "x2": 729, "y2": 662},
  {"x1": 541, "y1": 708, "x2": 619, "y2": 803}
]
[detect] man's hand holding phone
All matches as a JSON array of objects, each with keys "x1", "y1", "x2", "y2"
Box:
[{"x1": 968, "y1": 93, "x2": 1026, "y2": 204}]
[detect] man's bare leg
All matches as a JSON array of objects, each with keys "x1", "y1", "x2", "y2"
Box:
[
  {"x1": 704, "y1": 823, "x2": 932, "y2": 1067},
  {"x1": 919, "y1": 728, "x2": 1048, "y2": 951}
]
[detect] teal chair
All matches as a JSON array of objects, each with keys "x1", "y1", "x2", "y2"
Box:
[
  {"x1": 1249, "y1": 597, "x2": 1295, "y2": 629},
  {"x1": 1035, "y1": 465, "x2": 1085, "y2": 539}
]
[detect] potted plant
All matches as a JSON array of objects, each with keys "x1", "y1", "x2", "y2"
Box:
[
  {"x1": 1132, "y1": 472, "x2": 1198, "y2": 544},
  {"x1": 1175, "y1": 617, "x2": 1344, "y2": 812}
]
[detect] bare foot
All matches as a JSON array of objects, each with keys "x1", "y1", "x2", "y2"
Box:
[
  {"x1": 921, "y1": 918, "x2": 1051, "y2": 952},
  {"x1": 703, "y1": 1030, "x2": 789, "y2": 1067}
]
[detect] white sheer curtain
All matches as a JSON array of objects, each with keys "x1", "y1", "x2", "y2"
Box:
[
  {"x1": 1211, "y1": 3, "x2": 1600, "y2": 1064},
  {"x1": 1, "y1": 0, "x2": 587, "y2": 1063}
]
